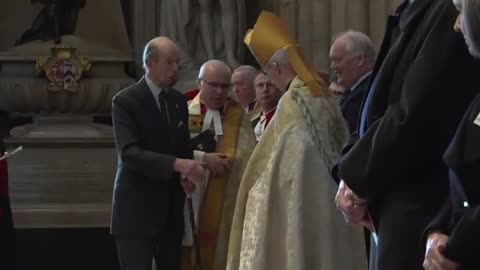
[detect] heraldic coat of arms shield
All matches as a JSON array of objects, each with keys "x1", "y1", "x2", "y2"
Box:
[{"x1": 36, "y1": 47, "x2": 91, "y2": 93}]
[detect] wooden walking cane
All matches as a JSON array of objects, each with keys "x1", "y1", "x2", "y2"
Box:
[{"x1": 187, "y1": 194, "x2": 202, "y2": 270}]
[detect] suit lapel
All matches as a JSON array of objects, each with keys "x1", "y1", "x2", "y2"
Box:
[
  {"x1": 369, "y1": 15, "x2": 398, "y2": 91},
  {"x1": 138, "y1": 78, "x2": 168, "y2": 135},
  {"x1": 341, "y1": 75, "x2": 370, "y2": 108},
  {"x1": 366, "y1": 16, "x2": 419, "y2": 126},
  {"x1": 356, "y1": 74, "x2": 371, "y2": 92},
  {"x1": 444, "y1": 97, "x2": 480, "y2": 172},
  {"x1": 139, "y1": 78, "x2": 161, "y2": 115},
  {"x1": 167, "y1": 93, "x2": 188, "y2": 143},
  {"x1": 348, "y1": 82, "x2": 367, "y2": 104},
  {"x1": 463, "y1": 101, "x2": 480, "y2": 164},
  {"x1": 360, "y1": 12, "x2": 403, "y2": 126}
]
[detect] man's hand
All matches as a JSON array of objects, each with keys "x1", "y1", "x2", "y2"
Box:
[
  {"x1": 203, "y1": 153, "x2": 231, "y2": 176},
  {"x1": 359, "y1": 213, "x2": 375, "y2": 232},
  {"x1": 174, "y1": 158, "x2": 207, "y2": 184},
  {"x1": 180, "y1": 176, "x2": 196, "y2": 194},
  {"x1": 423, "y1": 232, "x2": 460, "y2": 270},
  {"x1": 335, "y1": 180, "x2": 368, "y2": 225}
]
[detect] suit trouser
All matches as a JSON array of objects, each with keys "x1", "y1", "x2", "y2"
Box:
[
  {"x1": 369, "y1": 235, "x2": 378, "y2": 270},
  {"x1": 364, "y1": 229, "x2": 371, "y2": 264},
  {"x1": 116, "y1": 231, "x2": 183, "y2": 270},
  {"x1": 372, "y1": 199, "x2": 441, "y2": 270}
]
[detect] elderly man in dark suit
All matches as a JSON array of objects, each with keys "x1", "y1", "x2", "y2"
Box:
[
  {"x1": 110, "y1": 36, "x2": 207, "y2": 270},
  {"x1": 329, "y1": 29, "x2": 376, "y2": 267},
  {"x1": 329, "y1": 30, "x2": 375, "y2": 134},
  {"x1": 334, "y1": 0, "x2": 480, "y2": 269}
]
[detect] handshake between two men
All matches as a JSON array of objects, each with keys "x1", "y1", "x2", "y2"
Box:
[{"x1": 173, "y1": 153, "x2": 232, "y2": 194}]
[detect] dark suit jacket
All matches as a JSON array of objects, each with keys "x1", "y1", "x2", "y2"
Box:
[
  {"x1": 427, "y1": 95, "x2": 480, "y2": 268},
  {"x1": 110, "y1": 78, "x2": 192, "y2": 237},
  {"x1": 335, "y1": 0, "x2": 480, "y2": 268},
  {"x1": 340, "y1": 74, "x2": 370, "y2": 134}
]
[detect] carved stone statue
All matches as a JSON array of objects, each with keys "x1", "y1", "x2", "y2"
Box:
[
  {"x1": 198, "y1": 0, "x2": 245, "y2": 68},
  {"x1": 16, "y1": 0, "x2": 86, "y2": 46},
  {"x1": 158, "y1": 0, "x2": 246, "y2": 68}
]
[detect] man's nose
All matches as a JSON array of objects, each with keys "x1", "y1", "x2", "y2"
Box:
[
  {"x1": 454, "y1": 14, "x2": 462, "y2": 33},
  {"x1": 215, "y1": 87, "x2": 224, "y2": 94},
  {"x1": 330, "y1": 61, "x2": 336, "y2": 70}
]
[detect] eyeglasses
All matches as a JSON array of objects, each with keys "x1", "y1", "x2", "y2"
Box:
[{"x1": 200, "y1": 78, "x2": 231, "y2": 90}]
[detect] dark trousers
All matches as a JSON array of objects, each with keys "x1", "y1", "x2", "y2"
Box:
[
  {"x1": 115, "y1": 231, "x2": 182, "y2": 270},
  {"x1": 364, "y1": 229, "x2": 371, "y2": 264},
  {"x1": 372, "y1": 200, "x2": 439, "y2": 270},
  {"x1": 369, "y1": 234, "x2": 378, "y2": 270}
]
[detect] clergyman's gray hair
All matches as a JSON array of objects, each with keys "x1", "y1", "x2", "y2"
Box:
[
  {"x1": 198, "y1": 59, "x2": 232, "y2": 79},
  {"x1": 463, "y1": 0, "x2": 480, "y2": 57},
  {"x1": 334, "y1": 30, "x2": 376, "y2": 67}
]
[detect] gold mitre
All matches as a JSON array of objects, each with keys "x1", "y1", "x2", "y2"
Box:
[{"x1": 244, "y1": 11, "x2": 328, "y2": 96}]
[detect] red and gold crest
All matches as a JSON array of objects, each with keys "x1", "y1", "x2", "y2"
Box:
[{"x1": 36, "y1": 47, "x2": 91, "y2": 93}]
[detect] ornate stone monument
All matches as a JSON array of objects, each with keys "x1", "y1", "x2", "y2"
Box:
[{"x1": 0, "y1": 0, "x2": 134, "y2": 229}]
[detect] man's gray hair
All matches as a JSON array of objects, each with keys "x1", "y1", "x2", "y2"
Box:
[
  {"x1": 463, "y1": 0, "x2": 480, "y2": 57},
  {"x1": 233, "y1": 65, "x2": 258, "y2": 77},
  {"x1": 233, "y1": 65, "x2": 258, "y2": 88},
  {"x1": 334, "y1": 30, "x2": 376, "y2": 66},
  {"x1": 198, "y1": 59, "x2": 232, "y2": 79}
]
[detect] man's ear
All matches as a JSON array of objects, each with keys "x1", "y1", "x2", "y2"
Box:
[{"x1": 357, "y1": 56, "x2": 366, "y2": 68}]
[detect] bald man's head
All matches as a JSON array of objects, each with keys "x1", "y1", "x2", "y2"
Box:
[
  {"x1": 198, "y1": 60, "x2": 232, "y2": 110},
  {"x1": 231, "y1": 65, "x2": 258, "y2": 108},
  {"x1": 143, "y1": 37, "x2": 179, "y2": 88}
]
